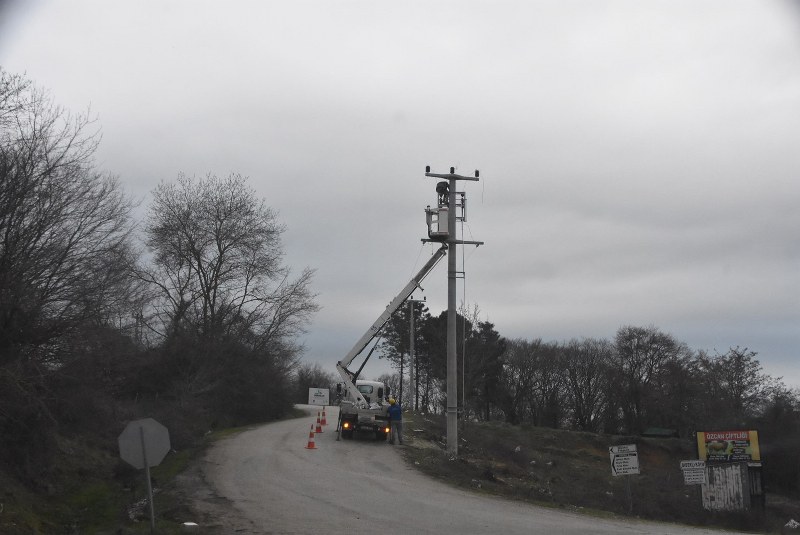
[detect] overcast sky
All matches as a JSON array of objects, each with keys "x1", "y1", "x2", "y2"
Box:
[{"x1": 2, "y1": 1, "x2": 798, "y2": 387}]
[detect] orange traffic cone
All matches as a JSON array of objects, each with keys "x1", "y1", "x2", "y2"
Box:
[
  {"x1": 315, "y1": 412, "x2": 323, "y2": 433},
  {"x1": 305, "y1": 424, "x2": 317, "y2": 449},
  {"x1": 321, "y1": 408, "x2": 328, "y2": 426}
]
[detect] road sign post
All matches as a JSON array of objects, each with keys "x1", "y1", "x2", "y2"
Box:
[
  {"x1": 609, "y1": 444, "x2": 640, "y2": 513},
  {"x1": 118, "y1": 418, "x2": 171, "y2": 533},
  {"x1": 609, "y1": 444, "x2": 640, "y2": 476},
  {"x1": 139, "y1": 426, "x2": 155, "y2": 531}
]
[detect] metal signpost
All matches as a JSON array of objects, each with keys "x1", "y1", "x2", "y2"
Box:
[
  {"x1": 609, "y1": 444, "x2": 639, "y2": 513},
  {"x1": 118, "y1": 418, "x2": 171, "y2": 532}
]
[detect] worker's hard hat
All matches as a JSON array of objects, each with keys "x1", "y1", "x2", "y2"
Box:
[{"x1": 389, "y1": 398, "x2": 396, "y2": 405}]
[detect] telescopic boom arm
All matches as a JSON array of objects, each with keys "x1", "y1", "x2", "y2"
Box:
[{"x1": 336, "y1": 245, "x2": 447, "y2": 407}]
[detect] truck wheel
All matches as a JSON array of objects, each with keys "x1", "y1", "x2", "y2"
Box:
[
  {"x1": 342, "y1": 429, "x2": 354, "y2": 440},
  {"x1": 375, "y1": 429, "x2": 387, "y2": 441}
]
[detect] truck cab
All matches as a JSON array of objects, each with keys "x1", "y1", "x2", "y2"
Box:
[{"x1": 355, "y1": 380, "x2": 387, "y2": 405}]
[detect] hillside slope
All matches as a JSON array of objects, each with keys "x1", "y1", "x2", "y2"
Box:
[{"x1": 400, "y1": 413, "x2": 798, "y2": 533}]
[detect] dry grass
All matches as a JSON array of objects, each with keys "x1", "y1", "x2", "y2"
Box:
[{"x1": 400, "y1": 412, "x2": 798, "y2": 533}]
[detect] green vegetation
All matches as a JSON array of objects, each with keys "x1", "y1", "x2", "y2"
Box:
[{"x1": 1, "y1": 439, "x2": 172, "y2": 533}]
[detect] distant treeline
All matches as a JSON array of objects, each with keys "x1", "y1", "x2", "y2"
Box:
[{"x1": 373, "y1": 304, "x2": 800, "y2": 493}]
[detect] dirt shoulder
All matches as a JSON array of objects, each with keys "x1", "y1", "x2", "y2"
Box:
[{"x1": 174, "y1": 445, "x2": 256, "y2": 534}]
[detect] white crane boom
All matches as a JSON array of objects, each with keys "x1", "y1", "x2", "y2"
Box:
[{"x1": 336, "y1": 245, "x2": 447, "y2": 407}]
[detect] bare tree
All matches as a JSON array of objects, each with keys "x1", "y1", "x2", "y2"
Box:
[
  {"x1": 528, "y1": 341, "x2": 567, "y2": 428},
  {"x1": 140, "y1": 172, "x2": 318, "y2": 351},
  {"x1": 613, "y1": 325, "x2": 682, "y2": 433},
  {"x1": 294, "y1": 362, "x2": 337, "y2": 404},
  {"x1": 498, "y1": 338, "x2": 540, "y2": 424},
  {"x1": 0, "y1": 68, "x2": 136, "y2": 363},
  {"x1": 0, "y1": 69, "x2": 138, "y2": 478},
  {"x1": 563, "y1": 337, "x2": 613, "y2": 432},
  {"x1": 0, "y1": 71, "x2": 31, "y2": 130},
  {"x1": 497, "y1": 338, "x2": 566, "y2": 427},
  {"x1": 696, "y1": 346, "x2": 777, "y2": 426}
]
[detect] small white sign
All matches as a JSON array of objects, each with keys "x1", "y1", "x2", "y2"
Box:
[
  {"x1": 680, "y1": 460, "x2": 707, "y2": 485},
  {"x1": 308, "y1": 387, "x2": 330, "y2": 406},
  {"x1": 609, "y1": 444, "x2": 640, "y2": 476}
]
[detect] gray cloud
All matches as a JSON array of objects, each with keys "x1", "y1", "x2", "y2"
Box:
[{"x1": 2, "y1": 0, "x2": 798, "y2": 385}]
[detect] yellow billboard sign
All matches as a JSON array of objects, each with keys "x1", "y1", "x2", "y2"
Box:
[{"x1": 696, "y1": 430, "x2": 760, "y2": 462}]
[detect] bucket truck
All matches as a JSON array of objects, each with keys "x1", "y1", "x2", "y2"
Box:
[{"x1": 336, "y1": 244, "x2": 447, "y2": 440}]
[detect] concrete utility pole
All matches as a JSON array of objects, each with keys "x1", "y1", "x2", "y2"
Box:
[{"x1": 424, "y1": 166, "x2": 483, "y2": 457}]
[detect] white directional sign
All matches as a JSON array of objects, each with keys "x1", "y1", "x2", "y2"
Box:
[
  {"x1": 680, "y1": 460, "x2": 707, "y2": 485},
  {"x1": 609, "y1": 444, "x2": 640, "y2": 476},
  {"x1": 308, "y1": 387, "x2": 330, "y2": 406}
]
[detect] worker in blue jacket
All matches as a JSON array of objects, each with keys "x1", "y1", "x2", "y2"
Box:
[{"x1": 387, "y1": 398, "x2": 404, "y2": 445}]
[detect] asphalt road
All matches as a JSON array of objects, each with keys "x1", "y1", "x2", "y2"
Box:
[{"x1": 201, "y1": 405, "x2": 749, "y2": 535}]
